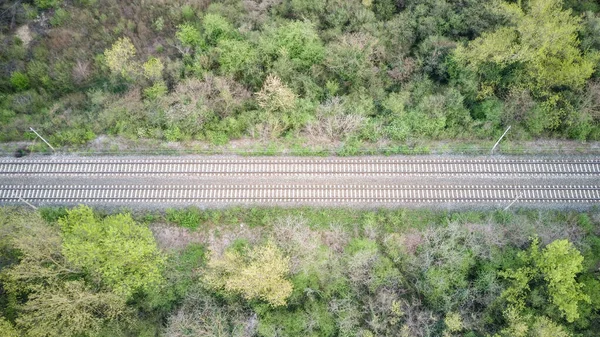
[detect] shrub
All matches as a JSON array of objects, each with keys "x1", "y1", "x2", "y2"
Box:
[
  {"x1": 260, "y1": 20, "x2": 325, "y2": 70},
  {"x1": 10, "y1": 72, "x2": 30, "y2": 91},
  {"x1": 217, "y1": 39, "x2": 258, "y2": 77},
  {"x1": 202, "y1": 13, "x2": 235, "y2": 45},
  {"x1": 176, "y1": 24, "x2": 203, "y2": 53},
  {"x1": 324, "y1": 32, "x2": 381, "y2": 91},
  {"x1": 304, "y1": 97, "x2": 366, "y2": 141},
  {"x1": 26, "y1": 61, "x2": 51, "y2": 89},
  {"x1": 444, "y1": 312, "x2": 463, "y2": 333},
  {"x1": 166, "y1": 207, "x2": 202, "y2": 230},
  {"x1": 143, "y1": 81, "x2": 168, "y2": 100},
  {"x1": 49, "y1": 7, "x2": 69, "y2": 26}
]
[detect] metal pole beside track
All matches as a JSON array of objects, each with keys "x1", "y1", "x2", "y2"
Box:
[
  {"x1": 29, "y1": 127, "x2": 56, "y2": 152},
  {"x1": 491, "y1": 126, "x2": 511, "y2": 155}
]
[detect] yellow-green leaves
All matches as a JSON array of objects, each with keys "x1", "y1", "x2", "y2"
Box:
[
  {"x1": 0, "y1": 316, "x2": 19, "y2": 337},
  {"x1": 60, "y1": 206, "x2": 165, "y2": 298},
  {"x1": 501, "y1": 238, "x2": 590, "y2": 323},
  {"x1": 16, "y1": 281, "x2": 127, "y2": 337},
  {"x1": 104, "y1": 37, "x2": 138, "y2": 80},
  {"x1": 142, "y1": 57, "x2": 164, "y2": 82},
  {"x1": 537, "y1": 239, "x2": 590, "y2": 322},
  {"x1": 205, "y1": 241, "x2": 293, "y2": 307},
  {"x1": 455, "y1": 0, "x2": 598, "y2": 96}
]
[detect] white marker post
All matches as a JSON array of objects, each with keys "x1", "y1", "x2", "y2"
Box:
[
  {"x1": 14, "y1": 193, "x2": 37, "y2": 210},
  {"x1": 29, "y1": 127, "x2": 55, "y2": 152},
  {"x1": 504, "y1": 193, "x2": 522, "y2": 211},
  {"x1": 490, "y1": 125, "x2": 511, "y2": 155}
]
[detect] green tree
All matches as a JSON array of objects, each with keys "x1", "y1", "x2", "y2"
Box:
[
  {"x1": 59, "y1": 206, "x2": 165, "y2": 298},
  {"x1": 0, "y1": 208, "x2": 131, "y2": 337},
  {"x1": 536, "y1": 239, "x2": 590, "y2": 322},
  {"x1": 501, "y1": 238, "x2": 590, "y2": 323},
  {"x1": 16, "y1": 281, "x2": 127, "y2": 337},
  {"x1": 455, "y1": 0, "x2": 598, "y2": 96},
  {"x1": 529, "y1": 316, "x2": 572, "y2": 337}
]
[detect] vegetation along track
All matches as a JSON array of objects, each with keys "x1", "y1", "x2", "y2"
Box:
[
  {"x1": 1, "y1": 158, "x2": 599, "y2": 176},
  {"x1": 0, "y1": 156, "x2": 598, "y2": 208}
]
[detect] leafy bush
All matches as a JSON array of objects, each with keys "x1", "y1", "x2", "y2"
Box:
[
  {"x1": 143, "y1": 81, "x2": 167, "y2": 100},
  {"x1": 260, "y1": 20, "x2": 325, "y2": 70},
  {"x1": 9, "y1": 72, "x2": 30, "y2": 91},
  {"x1": 166, "y1": 207, "x2": 202, "y2": 230},
  {"x1": 202, "y1": 13, "x2": 235, "y2": 45},
  {"x1": 176, "y1": 23, "x2": 203, "y2": 52}
]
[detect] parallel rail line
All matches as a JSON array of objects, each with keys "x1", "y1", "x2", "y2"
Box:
[
  {"x1": 1, "y1": 185, "x2": 598, "y2": 204},
  {"x1": 1, "y1": 159, "x2": 599, "y2": 176}
]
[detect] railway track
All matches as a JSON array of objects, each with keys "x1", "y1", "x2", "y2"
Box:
[
  {"x1": 1, "y1": 185, "x2": 598, "y2": 204},
  {"x1": 1, "y1": 158, "x2": 599, "y2": 176}
]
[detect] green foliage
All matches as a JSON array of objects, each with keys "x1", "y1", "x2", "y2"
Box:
[
  {"x1": 217, "y1": 39, "x2": 258, "y2": 76},
  {"x1": 2, "y1": 207, "x2": 600, "y2": 337},
  {"x1": 9, "y1": 72, "x2": 29, "y2": 91},
  {"x1": 176, "y1": 23, "x2": 203, "y2": 51},
  {"x1": 38, "y1": 207, "x2": 68, "y2": 223},
  {"x1": 260, "y1": 21, "x2": 325, "y2": 70},
  {"x1": 143, "y1": 81, "x2": 167, "y2": 100},
  {"x1": 455, "y1": 0, "x2": 598, "y2": 95},
  {"x1": 501, "y1": 238, "x2": 590, "y2": 323},
  {"x1": 0, "y1": 317, "x2": 19, "y2": 337},
  {"x1": 16, "y1": 281, "x2": 127, "y2": 337},
  {"x1": 34, "y1": 0, "x2": 62, "y2": 9},
  {"x1": 258, "y1": 301, "x2": 336, "y2": 337},
  {"x1": 202, "y1": 13, "x2": 235, "y2": 45},
  {"x1": 59, "y1": 206, "x2": 165, "y2": 298},
  {"x1": 51, "y1": 128, "x2": 96, "y2": 146},
  {"x1": 166, "y1": 207, "x2": 202, "y2": 230},
  {"x1": 536, "y1": 240, "x2": 590, "y2": 322},
  {"x1": 50, "y1": 7, "x2": 70, "y2": 26},
  {"x1": 142, "y1": 57, "x2": 164, "y2": 82}
]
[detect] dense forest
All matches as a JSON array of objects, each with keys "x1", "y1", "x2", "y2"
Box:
[
  {"x1": 0, "y1": 206, "x2": 598, "y2": 336},
  {"x1": 1, "y1": 0, "x2": 600, "y2": 148}
]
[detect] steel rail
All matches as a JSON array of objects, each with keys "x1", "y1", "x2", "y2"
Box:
[
  {"x1": 1, "y1": 159, "x2": 598, "y2": 175},
  {"x1": 1, "y1": 185, "x2": 598, "y2": 204}
]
